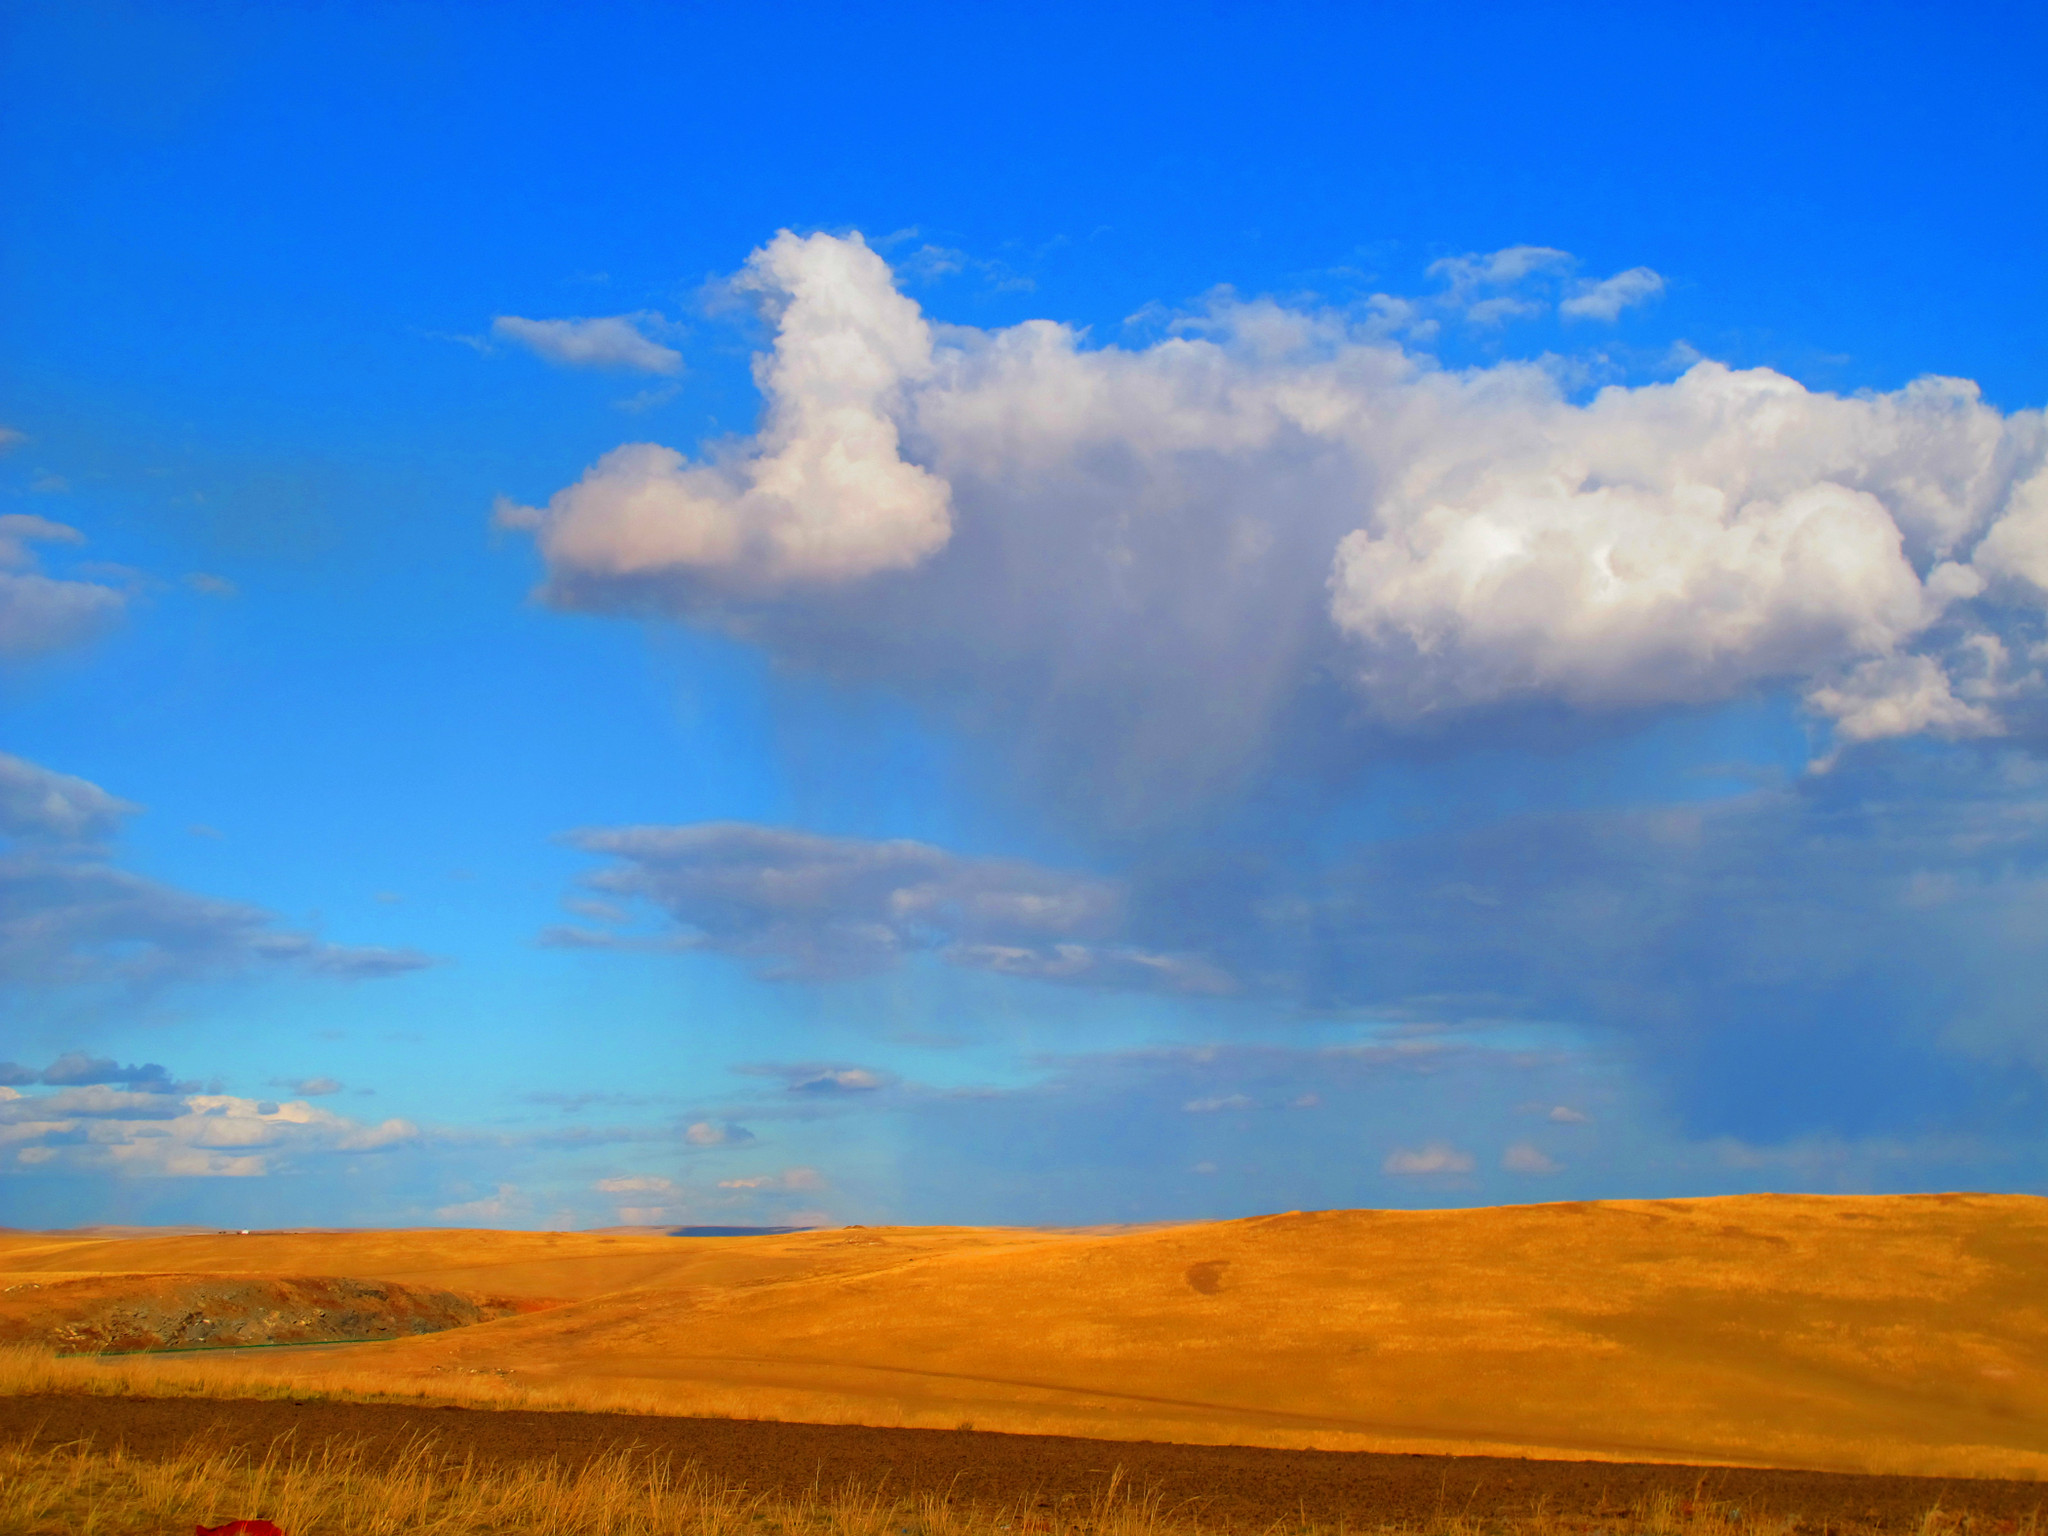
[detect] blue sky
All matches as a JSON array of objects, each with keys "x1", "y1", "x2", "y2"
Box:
[{"x1": 3, "y1": 0, "x2": 2046, "y2": 1230}]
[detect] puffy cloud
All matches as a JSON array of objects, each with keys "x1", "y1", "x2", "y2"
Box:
[
  {"x1": 555, "y1": 821, "x2": 1226, "y2": 990},
  {"x1": 491, "y1": 313, "x2": 682, "y2": 374},
  {"x1": 0, "y1": 752, "x2": 138, "y2": 842},
  {"x1": 1, "y1": 1086, "x2": 417, "y2": 1178},
  {"x1": 0, "y1": 515, "x2": 126, "y2": 660},
  {"x1": 1323, "y1": 364, "x2": 2038, "y2": 725},
  {"x1": 1804, "y1": 652, "x2": 1998, "y2": 749},
  {"x1": 1560, "y1": 266, "x2": 1666, "y2": 321},
  {"x1": 509, "y1": 233, "x2": 2048, "y2": 830},
  {"x1": 1425, "y1": 245, "x2": 1575, "y2": 325},
  {"x1": 1420, "y1": 247, "x2": 1663, "y2": 325},
  {"x1": 1376, "y1": 369, "x2": 2019, "y2": 747},
  {"x1": 506, "y1": 233, "x2": 950, "y2": 592},
  {"x1": 1967, "y1": 461, "x2": 2048, "y2": 594},
  {"x1": 1383, "y1": 1142, "x2": 1475, "y2": 1175}
]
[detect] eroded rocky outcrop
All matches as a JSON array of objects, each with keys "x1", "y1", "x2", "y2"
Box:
[{"x1": 0, "y1": 1273, "x2": 517, "y2": 1353}]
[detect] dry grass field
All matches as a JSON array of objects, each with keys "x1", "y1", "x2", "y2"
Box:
[
  {"x1": 0, "y1": 1434, "x2": 1186, "y2": 1536},
  {"x1": 3, "y1": 1193, "x2": 2044, "y2": 1480},
  {"x1": 6, "y1": 1429, "x2": 1914, "y2": 1536}
]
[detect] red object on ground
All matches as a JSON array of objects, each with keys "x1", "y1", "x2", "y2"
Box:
[{"x1": 196, "y1": 1522, "x2": 284, "y2": 1535}]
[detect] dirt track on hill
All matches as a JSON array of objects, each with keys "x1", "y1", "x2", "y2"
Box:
[{"x1": 3, "y1": 1395, "x2": 2042, "y2": 1530}]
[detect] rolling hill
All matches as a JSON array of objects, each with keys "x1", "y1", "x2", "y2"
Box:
[{"x1": 4, "y1": 1194, "x2": 2043, "y2": 1477}]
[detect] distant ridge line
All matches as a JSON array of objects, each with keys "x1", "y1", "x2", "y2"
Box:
[{"x1": 668, "y1": 1225, "x2": 813, "y2": 1237}]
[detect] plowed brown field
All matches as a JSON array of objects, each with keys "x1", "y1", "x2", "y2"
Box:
[{"x1": 6, "y1": 1393, "x2": 2046, "y2": 1531}]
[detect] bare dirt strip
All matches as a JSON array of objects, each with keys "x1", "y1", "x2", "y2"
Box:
[{"x1": 4, "y1": 1395, "x2": 2044, "y2": 1530}]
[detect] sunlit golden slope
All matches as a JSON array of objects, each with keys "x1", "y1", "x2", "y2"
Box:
[{"x1": 7, "y1": 1195, "x2": 2045, "y2": 1477}]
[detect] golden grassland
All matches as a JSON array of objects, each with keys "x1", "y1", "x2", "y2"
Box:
[
  {"x1": 3, "y1": 1193, "x2": 2046, "y2": 1479},
  {"x1": 0, "y1": 1432, "x2": 1929, "y2": 1536},
  {"x1": 0, "y1": 1434, "x2": 1148, "y2": 1536}
]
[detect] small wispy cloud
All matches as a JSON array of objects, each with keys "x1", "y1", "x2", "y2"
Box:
[
  {"x1": 1383, "y1": 1142, "x2": 1475, "y2": 1176},
  {"x1": 684, "y1": 1120, "x2": 754, "y2": 1145},
  {"x1": 558, "y1": 821, "x2": 1228, "y2": 993},
  {"x1": 268, "y1": 1075, "x2": 343, "y2": 1097},
  {"x1": 718, "y1": 1166, "x2": 823, "y2": 1191},
  {"x1": 491, "y1": 313, "x2": 682, "y2": 374},
  {"x1": 596, "y1": 1174, "x2": 676, "y2": 1194},
  {"x1": 437, "y1": 1183, "x2": 525, "y2": 1221},
  {"x1": 1561, "y1": 265, "x2": 1666, "y2": 321},
  {"x1": 0, "y1": 752, "x2": 139, "y2": 843},
  {"x1": 1502, "y1": 1141, "x2": 1563, "y2": 1174},
  {"x1": 777, "y1": 1065, "x2": 890, "y2": 1094}
]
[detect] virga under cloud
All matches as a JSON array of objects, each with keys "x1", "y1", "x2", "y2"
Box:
[
  {"x1": 11, "y1": 3, "x2": 2044, "y2": 1231},
  {"x1": 493, "y1": 232, "x2": 2048, "y2": 1190}
]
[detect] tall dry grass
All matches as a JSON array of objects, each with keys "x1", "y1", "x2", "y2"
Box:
[
  {"x1": 0, "y1": 1344, "x2": 1227, "y2": 1444},
  {"x1": 4, "y1": 1345, "x2": 2039, "y2": 1534},
  {"x1": 2, "y1": 1435, "x2": 1196, "y2": 1536},
  {"x1": 0, "y1": 1342, "x2": 683, "y2": 1417},
  {"x1": 0, "y1": 1429, "x2": 1930, "y2": 1536}
]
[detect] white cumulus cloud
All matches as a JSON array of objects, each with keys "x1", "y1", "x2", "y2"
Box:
[
  {"x1": 506, "y1": 232, "x2": 2048, "y2": 828},
  {"x1": 1, "y1": 1087, "x2": 417, "y2": 1177},
  {"x1": 505, "y1": 233, "x2": 950, "y2": 592}
]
